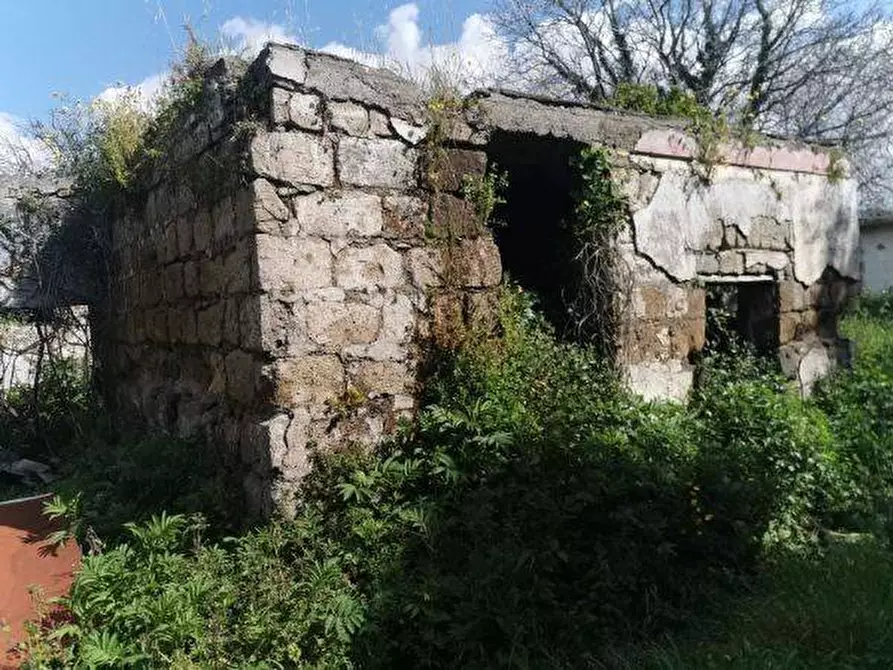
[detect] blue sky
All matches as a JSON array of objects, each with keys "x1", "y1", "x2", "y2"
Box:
[{"x1": 0, "y1": 0, "x2": 491, "y2": 120}]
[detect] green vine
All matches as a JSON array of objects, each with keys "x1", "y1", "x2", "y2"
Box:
[
  {"x1": 607, "y1": 83, "x2": 744, "y2": 181},
  {"x1": 565, "y1": 146, "x2": 629, "y2": 360},
  {"x1": 826, "y1": 148, "x2": 847, "y2": 183},
  {"x1": 461, "y1": 169, "x2": 508, "y2": 228}
]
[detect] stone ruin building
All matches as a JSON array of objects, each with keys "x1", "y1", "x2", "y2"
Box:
[{"x1": 2, "y1": 45, "x2": 860, "y2": 514}]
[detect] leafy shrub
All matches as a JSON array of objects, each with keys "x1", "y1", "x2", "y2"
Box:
[
  {"x1": 22, "y1": 512, "x2": 362, "y2": 668},
  {"x1": 691, "y1": 357, "x2": 832, "y2": 559},
  {"x1": 812, "y1": 299, "x2": 893, "y2": 538},
  {"x1": 0, "y1": 356, "x2": 96, "y2": 463},
  {"x1": 24, "y1": 286, "x2": 890, "y2": 668},
  {"x1": 51, "y1": 432, "x2": 245, "y2": 543}
]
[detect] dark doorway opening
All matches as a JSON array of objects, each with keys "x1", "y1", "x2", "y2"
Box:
[
  {"x1": 487, "y1": 131, "x2": 588, "y2": 336},
  {"x1": 705, "y1": 281, "x2": 779, "y2": 355}
]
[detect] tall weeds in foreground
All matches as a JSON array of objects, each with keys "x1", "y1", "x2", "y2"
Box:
[{"x1": 21, "y1": 284, "x2": 868, "y2": 669}]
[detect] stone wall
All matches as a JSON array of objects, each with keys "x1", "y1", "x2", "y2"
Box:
[
  {"x1": 457, "y1": 91, "x2": 859, "y2": 400},
  {"x1": 104, "y1": 45, "x2": 859, "y2": 515},
  {"x1": 106, "y1": 47, "x2": 501, "y2": 515}
]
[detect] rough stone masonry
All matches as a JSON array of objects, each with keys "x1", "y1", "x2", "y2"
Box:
[{"x1": 103, "y1": 44, "x2": 859, "y2": 516}]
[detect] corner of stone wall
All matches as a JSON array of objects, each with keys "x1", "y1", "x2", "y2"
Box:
[{"x1": 219, "y1": 45, "x2": 502, "y2": 514}]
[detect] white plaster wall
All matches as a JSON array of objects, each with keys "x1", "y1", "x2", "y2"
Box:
[
  {"x1": 861, "y1": 224, "x2": 893, "y2": 292},
  {"x1": 627, "y1": 156, "x2": 859, "y2": 285}
]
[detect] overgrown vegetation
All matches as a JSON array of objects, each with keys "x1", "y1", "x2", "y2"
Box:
[
  {"x1": 562, "y1": 146, "x2": 628, "y2": 357},
  {"x1": 10, "y1": 286, "x2": 893, "y2": 668},
  {"x1": 605, "y1": 83, "x2": 762, "y2": 178},
  {"x1": 37, "y1": 36, "x2": 214, "y2": 203},
  {"x1": 3, "y1": 28, "x2": 891, "y2": 668}
]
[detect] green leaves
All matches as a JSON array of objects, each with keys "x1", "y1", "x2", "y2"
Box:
[{"x1": 23, "y1": 285, "x2": 893, "y2": 668}]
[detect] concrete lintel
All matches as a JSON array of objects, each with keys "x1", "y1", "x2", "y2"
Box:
[{"x1": 699, "y1": 274, "x2": 775, "y2": 283}]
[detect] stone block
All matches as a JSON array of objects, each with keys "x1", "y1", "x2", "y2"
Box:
[
  {"x1": 351, "y1": 360, "x2": 412, "y2": 396},
  {"x1": 723, "y1": 224, "x2": 747, "y2": 248},
  {"x1": 281, "y1": 408, "x2": 313, "y2": 474},
  {"x1": 163, "y1": 222, "x2": 179, "y2": 263},
  {"x1": 183, "y1": 261, "x2": 200, "y2": 297},
  {"x1": 181, "y1": 309, "x2": 198, "y2": 344},
  {"x1": 432, "y1": 292, "x2": 465, "y2": 348},
  {"x1": 174, "y1": 183, "x2": 196, "y2": 216},
  {"x1": 194, "y1": 208, "x2": 212, "y2": 253},
  {"x1": 718, "y1": 250, "x2": 744, "y2": 274},
  {"x1": 430, "y1": 193, "x2": 479, "y2": 238},
  {"x1": 369, "y1": 110, "x2": 391, "y2": 136},
  {"x1": 779, "y1": 310, "x2": 820, "y2": 344},
  {"x1": 452, "y1": 237, "x2": 502, "y2": 288},
  {"x1": 695, "y1": 253, "x2": 720, "y2": 275},
  {"x1": 301, "y1": 47, "x2": 425, "y2": 123},
  {"x1": 226, "y1": 350, "x2": 259, "y2": 406},
  {"x1": 670, "y1": 318, "x2": 706, "y2": 356},
  {"x1": 213, "y1": 195, "x2": 235, "y2": 242},
  {"x1": 223, "y1": 297, "x2": 241, "y2": 347},
  {"x1": 334, "y1": 244, "x2": 404, "y2": 289},
  {"x1": 779, "y1": 281, "x2": 808, "y2": 312},
  {"x1": 625, "y1": 360, "x2": 694, "y2": 402},
  {"x1": 141, "y1": 273, "x2": 162, "y2": 307},
  {"x1": 255, "y1": 235, "x2": 332, "y2": 293},
  {"x1": 406, "y1": 247, "x2": 444, "y2": 290},
  {"x1": 200, "y1": 257, "x2": 224, "y2": 297},
  {"x1": 750, "y1": 217, "x2": 790, "y2": 250},
  {"x1": 632, "y1": 285, "x2": 666, "y2": 320},
  {"x1": 162, "y1": 262, "x2": 184, "y2": 302},
  {"x1": 382, "y1": 195, "x2": 427, "y2": 238},
  {"x1": 197, "y1": 302, "x2": 225, "y2": 346},
  {"x1": 390, "y1": 118, "x2": 428, "y2": 145},
  {"x1": 329, "y1": 102, "x2": 370, "y2": 136},
  {"x1": 207, "y1": 352, "x2": 227, "y2": 395},
  {"x1": 251, "y1": 132, "x2": 335, "y2": 187},
  {"x1": 223, "y1": 239, "x2": 253, "y2": 294},
  {"x1": 273, "y1": 355, "x2": 345, "y2": 406},
  {"x1": 338, "y1": 137, "x2": 418, "y2": 188},
  {"x1": 664, "y1": 284, "x2": 690, "y2": 319},
  {"x1": 345, "y1": 293, "x2": 416, "y2": 361},
  {"x1": 272, "y1": 88, "x2": 323, "y2": 130},
  {"x1": 745, "y1": 250, "x2": 789, "y2": 273},
  {"x1": 686, "y1": 287, "x2": 707, "y2": 319},
  {"x1": 264, "y1": 47, "x2": 308, "y2": 86},
  {"x1": 243, "y1": 296, "x2": 308, "y2": 356},
  {"x1": 176, "y1": 216, "x2": 193, "y2": 257},
  {"x1": 295, "y1": 191, "x2": 383, "y2": 237},
  {"x1": 306, "y1": 300, "x2": 381, "y2": 346},
  {"x1": 146, "y1": 307, "x2": 168, "y2": 342},
  {"x1": 167, "y1": 306, "x2": 184, "y2": 343},
  {"x1": 427, "y1": 149, "x2": 487, "y2": 193}
]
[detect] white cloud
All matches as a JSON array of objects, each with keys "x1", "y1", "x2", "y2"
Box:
[
  {"x1": 220, "y1": 16, "x2": 298, "y2": 56},
  {"x1": 0, "y1": 113, "x2": 50, "y2": 175},
  {"x1": 321, "y1": 3, "x2": 512, "y2": 91},
  {"x1": 96, "y1": 72, "x2": 167, "y2": 111},
  {"x1": 95, "y1": 17, "x2": 299, "y2": 113}
]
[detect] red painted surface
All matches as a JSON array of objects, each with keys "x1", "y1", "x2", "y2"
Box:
[
  {"x1": 633, "y1": 128, "x2": 839, "y2": 175},
  {"x1": 0, "y1": 494, "x2": 80, "y2": 668}
]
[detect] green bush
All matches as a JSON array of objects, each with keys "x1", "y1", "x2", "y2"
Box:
[
  {"x1": 0, "y1": 356, "x2": 95, "y2": 462},
  {"x1": 692, "y1": 357, "x2": 832, "y2": 559},
  {"x1": 23, "y1": 286, "x2": 893, "y2": 668},
  {"x1": 812, "y1": 297, "x2": 893, "y2": 538}
]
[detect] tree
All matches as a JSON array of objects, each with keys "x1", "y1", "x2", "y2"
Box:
[{"x1": 492, "y1": 0, "x2": 893, "y2": 205}]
